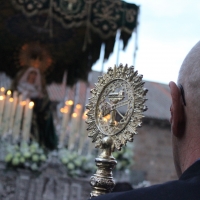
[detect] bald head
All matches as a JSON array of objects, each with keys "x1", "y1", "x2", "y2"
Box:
[
  {"x1": 178, "y1": 41, "x2": 200, "y2": 84},
  {"x1": 178, "y1": 41, "x2": 200, "y2": 122},
  {"x1": 169, "y1": 41, "x2": 200, "y2": 176}
]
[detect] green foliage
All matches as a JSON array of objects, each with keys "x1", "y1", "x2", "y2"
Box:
[
  {"x1": 58, "y1": 148, "x2": 96, "y2": 178},
  {"x1": 5, "y1": 141, "x2": 47, "y2": 171},
  {"x1": 5, "y1": 141, "x2": 95, "y2": 177}
]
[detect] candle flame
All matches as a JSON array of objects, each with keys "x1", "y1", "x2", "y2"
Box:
[
  {"x1": 60, "y1": 107, "x2": 68, "y2": 113},
  {"x1": 82, "y1": 110, "x2": 88, "y2": 120},
  {"x1": 76, "y1": 104, "x2": 82, "y2": 109},
  {"x1": 9, "y1": 98, "x2": 13, "y2": 102},
  {"x1": 103, "y1": 118, "x2": 107, "y2": 122},
  {"x1": 29, "y1": 101, "x2": 34, "y2": 109},
  {"x1": 0, "y1": 87, "x2": 5, "y2": 92},
  {"x1": 66, "y1": 100, "x2": 73, "y2": 106},
  {"x1": 72, "y1": 113, "x2": 77, "y2": 118},
  {"x1": 105, "y1": 114, "x2": 111, "y2": 120},
  {"x1": 102, "y1": 114, "x2": 111, "y2": 123},
  {"x1": 0, "y1": 95, "x2": 4, "y2": 100},
  {"x1": 20, "y1": 101, "x2": 26, "y2": 106},
  {"x1": 64, "y1": 106, "x2": 69, "y2": 113},
  {"x1": 7, "y1": 90, "x2": 11, "y2": 95}
]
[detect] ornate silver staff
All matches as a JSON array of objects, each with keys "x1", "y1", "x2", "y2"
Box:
[{"x1": 86, "y1": 64, "x2": 148, "y2": 198}]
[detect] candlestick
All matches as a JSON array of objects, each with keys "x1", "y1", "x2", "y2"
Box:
[
  {"x1": 4, "y1": 98, "x2": 13, "y2": 134},
  {"x1": 0, "y1": 95, "x2": 5, "y2": 126},
  {"x1": 2, "y1": 90, "x2": 12, "y2": 135},
  {"x1": 9, "y1": 91, "x2": 18, "y2": 131},
  {"x1": 0, "y1": 87, "x2": 5, "y2": 95},
  {"x1": 22, "y1": 101, "x2": 34, "y2": 141},
  {"x1": 13, "y1": 101, "x2": 26, "y2": 140},
  {"x1": 75, "y1": 103, "x2": 82, "y2": 118},
  {"x1": 59, "y1": 106, "x2": 70, "y2": 146},
  {"x1": 78, "y1": 110, "x2": 88, "y2": 154},
  {"x1": 74, "y1": 104, "x2": 82, "y2": 130},
  {"x1": 68, "y1": 112, "x2": 78, "y2": 149},
  {"x1": 21, "y1": 99, "x2": 29, "y2": 140},
  {"x1": 63, "y1": 106, "x2": 70, "y2": 128},
  {"x1": 65, "y1": 100, "x2": 73, "y2": 117}
]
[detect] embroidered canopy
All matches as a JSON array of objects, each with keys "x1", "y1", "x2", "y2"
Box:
[{"x1": 0, "y1": 0, "x2": 139, "y2": 85}]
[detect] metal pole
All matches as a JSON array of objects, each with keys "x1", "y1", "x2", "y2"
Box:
[
  {"x1": 101, "y1": 44, "x2": 105, "y2": 74},
  {"x1": 133, "y1": 6, "x2": 140, "y2": 66},
  {"x1": 116, "y1": 31, "x2": 120, "y2": 66}
]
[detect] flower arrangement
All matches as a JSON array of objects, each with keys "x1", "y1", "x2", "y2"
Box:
[
  {"x1": 5, "y1": 141, "x2": 47, "y2": 171},
  {"x1": 58, "y1": 148, "x2": 96, "y2": 177},
  {"x1": 4, "y1": 141, "x2": 95, "y2": 177}
]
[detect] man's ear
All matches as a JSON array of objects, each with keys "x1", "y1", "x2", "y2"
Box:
[{"x1": 169, "y1": 81, "x2": 185, "y2": 137}]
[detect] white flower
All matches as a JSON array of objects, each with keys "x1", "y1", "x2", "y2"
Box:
[{"x1": 31, "y1": 163, "x2": 38, "y2": 171}]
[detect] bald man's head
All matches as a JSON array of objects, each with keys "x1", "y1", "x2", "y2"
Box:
[
  {"x1": 170, "y1": 41, "x2": 200, "y2": 176},
  {"x1": 178, "y1": 41, "x2": 200, "y2": 122}
]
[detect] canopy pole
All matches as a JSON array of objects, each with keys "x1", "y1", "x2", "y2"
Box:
[
  {"x1": 101, "y1": 44, "x2": 105, "y2": 74},
  {"x1": 133, "y1": 6, "x2": 140, "y2": 66},
  {"x1": 116, "y1": 31, "x2": 120, "y2": 66}
]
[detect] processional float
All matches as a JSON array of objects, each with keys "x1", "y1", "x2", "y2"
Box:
[{"x1": 86, "y1": 64, "x2": 148, "y2": 198}]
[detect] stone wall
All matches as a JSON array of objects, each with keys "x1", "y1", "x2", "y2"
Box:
[
  {"x1": 131, "y1": 120, "x2": 177, "y2": 185},
  {"x1": 0, "y1": 160, "x2": 91, "y2": 200}
]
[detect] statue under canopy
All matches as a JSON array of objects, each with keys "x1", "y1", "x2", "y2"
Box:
[{"x1": 11, "y1": 42, "x2": 58, "y2": 150}]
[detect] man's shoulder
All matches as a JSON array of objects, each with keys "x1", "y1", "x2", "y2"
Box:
[
  {"x1": 93, "y1": 180, "x2": 177, "y2": 200},
  {"x1": 94, "y1": 161, "x2": 200, "y2": 200},
  {"x1": 93, "y1": 177, "x2": 200, "y2": 200}
]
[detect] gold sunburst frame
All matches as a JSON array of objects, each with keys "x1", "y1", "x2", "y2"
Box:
[
  {"x1": 19, "y1": 42, "x2": 52, "y2": 73},
  {"x1": 86, "y1": 64, "x2": 148, "y2": 198}
]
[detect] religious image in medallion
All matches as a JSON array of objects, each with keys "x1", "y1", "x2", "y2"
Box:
[{"x1": 86, "y1": 64, "x2": 148, "y2": 151}]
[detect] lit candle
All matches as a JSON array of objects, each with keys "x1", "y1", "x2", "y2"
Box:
[
  {"x1": 59, "y1": 106, "x2": 70, "y2": 145},
  {"x1": 1, "y1": 90, "x2": 12, "y2": 135},
  {"x1": 0, "y1": 95, "x2": 5, "y2": 126},
  {"x1": 4, "y1": 98, "x2": 13, "y2": 134},
  {"x1": 78, "y1": 110, "x2": 88, "y2": 154},
  {"x1": 0, "y1": 87, "x2": 5, "y2": 95},
  {"x1": 13, "y1": 101, "x2": 26, "y2": 140},
  {"x1": 62, "y1": 106, "x2": 70, "y2": 129},
  {"x1": 68, "y1": 112, "x2": 78, "y2": 149},
  {"x1": 9, "y1": 91, "x2": 18, "y2": 131},
  {"x1": 65, "y1": 100, "x2": 74, "y2": 107},
  {"x1": 21, "y1": 99, "x2": 30, "y2": 140},
  {"x1": 22, "y1": 101, "x2": 34, "y2": 141},
  {"x1": 81, "y1": 110, "x2": 88, "y2": 135},
  {"x1": 6, "y1": 90, "x2": 11, "y2": 97},
  {"x1": 74, "y1": 103, "x2": 82, "y2": 129},
  {"x1": 65, "y1": 100, "x2": 73, "y2": 117},
  {"x1": 71, "y1": 112, "x2": 78, "y2": 133},
  {"x1": 75, "y1": 103, "x2": 82, "y2": 117}
]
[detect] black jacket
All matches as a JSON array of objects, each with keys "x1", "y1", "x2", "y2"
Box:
[{"x1": 94, "y1": 160, "x2": 200, "y2": 200}]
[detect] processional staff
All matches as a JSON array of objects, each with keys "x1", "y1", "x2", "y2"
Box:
[{"x1": 85, "y1": 64, "x2": 148, "y2": 198}]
